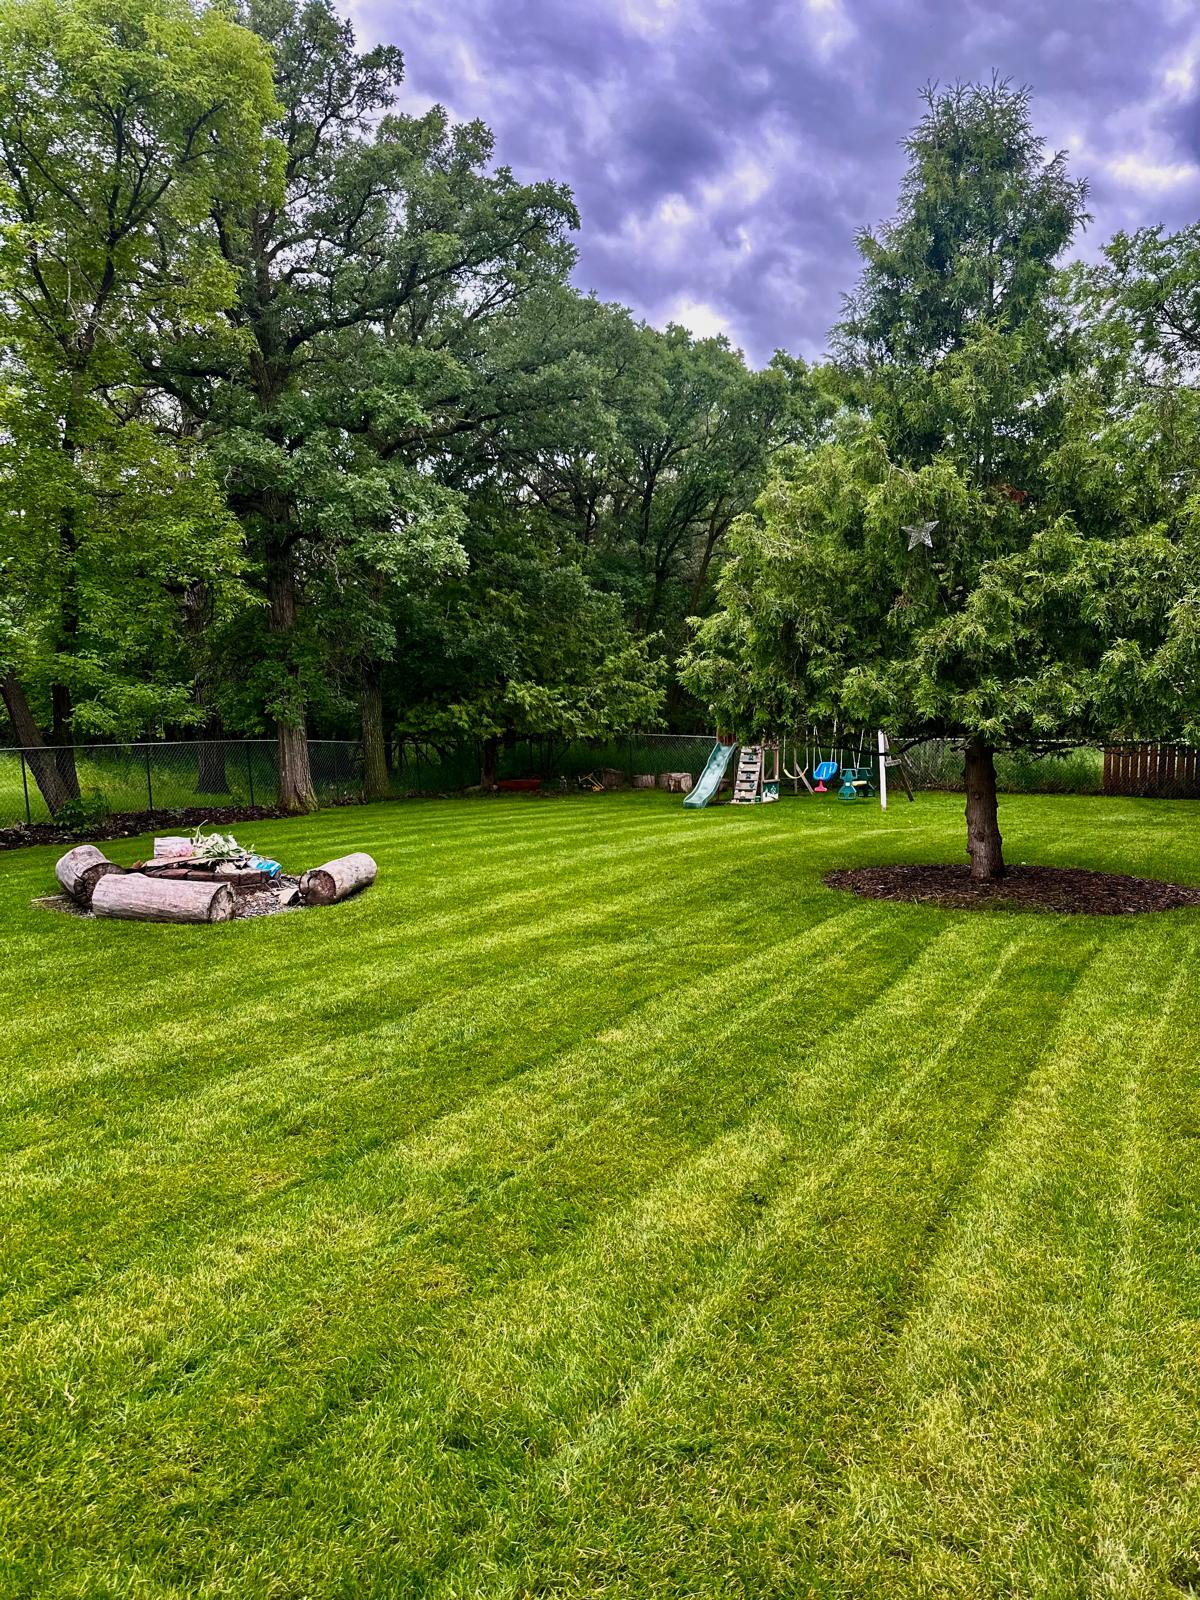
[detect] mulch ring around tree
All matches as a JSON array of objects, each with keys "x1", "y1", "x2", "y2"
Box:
[{"x1": 824, "y1": 864, "x2": 1200, "y2": 916}]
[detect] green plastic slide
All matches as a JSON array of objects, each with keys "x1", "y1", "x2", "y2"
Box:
[{"x1": 684, "y1": 742, "x2": 736, "y2": 808}]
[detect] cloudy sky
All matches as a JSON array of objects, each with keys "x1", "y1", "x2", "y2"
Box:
[{"x1": 349, "y1": 0, "x2": 1200, "y2": 365}]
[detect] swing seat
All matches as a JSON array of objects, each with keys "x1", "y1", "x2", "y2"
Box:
[
  {"x1": 838, "y1": 766, "x2": 875, "y2": 800},
  {"x1": 813, "y1": 760, "x2": 839, "y2": 781}
]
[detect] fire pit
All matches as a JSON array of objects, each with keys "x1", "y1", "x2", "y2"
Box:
[{"x1": 50, "y1": 834, "x2": 377, "y2": 924}]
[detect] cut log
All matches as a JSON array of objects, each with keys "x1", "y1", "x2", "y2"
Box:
[
  {"x1": 299, "y1": 851, "x2": 377, "y2": 906},
  {"x1": 55, "y1": 845, "x2": 121, "y2": 907},
  {"x1": 91, "y1": 872, "x2": 235, "y2": 924},
  {"x1": 632, "y1": 774, "x2": 656, "y2": 789},
  {"x1": 599, "y1": 767, "x2": 627, "y2": 789}
]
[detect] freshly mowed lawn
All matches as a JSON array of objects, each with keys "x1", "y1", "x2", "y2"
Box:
[{"x1": 3, "y1": 792, "x2": 1200, "y2": 1598}]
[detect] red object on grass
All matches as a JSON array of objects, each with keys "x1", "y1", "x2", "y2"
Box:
[{"x1": 497, "y1": 777, "x2": 542, "y2": 792}]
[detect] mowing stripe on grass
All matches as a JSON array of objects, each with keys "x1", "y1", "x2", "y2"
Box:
[
  {"x1": 200, "y1": 925, "x2": 1043, "y2": 1589},
  {"x1": 813, "y1": 933, "x2": 1199, "y2": 1597},
  {"x1": 0, "y1": 905, "x2": 877, "y2": 1330},
  {"x1": 3, "y1": 795, "x2": 1199, "y2": 1598}
]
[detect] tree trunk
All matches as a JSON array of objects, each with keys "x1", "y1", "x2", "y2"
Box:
[
  {"x1": 277, "y1": 720, "x2": 316, "y2": 814},
  {"x1": 481, "y1": 735, "x2": 499, "y2": 792},
  {"x1": 1, "y1": 673, "x2": 76, "y2": 814},
  {"x1": 51, "y1": 406, "x2": 82, "y2": 804},
  {"x1": 50, "y1": 683, "x2": 81, "y2": 802},
  {"x1": 360, "y1": 665, "x2": 389, "y2": 800},
  {"x1": 964, "y1": 735, "x2": 1005, "y2": 880},
  {"x1": 687, "y1": 506, "x2": 730, "y2": 615},
  {"x1": 267, "y1": 540, "x2": 317, "y2": 814},
  {"x1": 55, "y1": 845, "x2": 120, "y2": 907},
  {"x1": 299, "y1": 852, "x2": 377, "y2": 906},
  {"x1": 197, "y1": 717, "x2": 229, "y2": 794},
  {"x1": 92, "y1": 871, "x2": 235, "y2": 923}
]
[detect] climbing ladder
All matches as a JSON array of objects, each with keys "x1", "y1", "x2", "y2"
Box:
[{"x1": 731, "y1": 744, "x2": 764, "y2": 804}]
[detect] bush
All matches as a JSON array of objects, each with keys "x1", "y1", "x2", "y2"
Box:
[
  {"x1": 902, "y1": 742, "x2": 1103, "y2": 795},
  {"x1": 994, "y1": 747, "x2": 1103, "y2": 795},
  {"x1": 54, "y1": 792, "x2": 112, "y2": 835}
]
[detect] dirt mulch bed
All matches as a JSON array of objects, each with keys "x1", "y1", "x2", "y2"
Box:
[{"x1": 825, "y1": 863, "x2": 1200, "y2": 916}]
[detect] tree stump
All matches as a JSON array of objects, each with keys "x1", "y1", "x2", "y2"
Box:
[
  {"x1": 55, "y1": 845, "x2": 121, "y2": 908},
  {"x1": 92, "y1": 872, "x2": 235, "y2": 923},
  {"x1": 299, "y1": 852, "x2": 377, "y2": 906}
]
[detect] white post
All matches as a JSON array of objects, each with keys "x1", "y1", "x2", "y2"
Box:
[{"x1": 878, "y1": 729, "x2": 888, "y2": 811}]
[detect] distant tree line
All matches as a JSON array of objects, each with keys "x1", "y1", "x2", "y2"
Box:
[
  {"x1": 1, "y1": 7, "x2": 1197, "y2": 848},
  {"x1": 0, "y1": 0, "x2": 818, "y2": 811}
]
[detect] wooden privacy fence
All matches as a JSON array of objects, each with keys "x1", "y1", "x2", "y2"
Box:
[{"x1": 1104, "y1": 743, "x2": 1200, "y2": 798}]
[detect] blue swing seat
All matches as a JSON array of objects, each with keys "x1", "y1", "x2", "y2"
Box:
[{"x1": 813, "y1": 760, "x2": 840, "y2": 781}]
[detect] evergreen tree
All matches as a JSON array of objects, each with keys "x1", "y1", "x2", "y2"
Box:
[{"x1": 684, "y1": 80, "x2": 1187, "y2": 878}]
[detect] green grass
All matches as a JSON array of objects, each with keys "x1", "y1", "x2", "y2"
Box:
[{"x1": 3, "y1": 791, "x2": 1200, "y2": 1598}]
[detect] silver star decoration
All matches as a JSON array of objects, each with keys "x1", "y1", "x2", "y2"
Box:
[{"x1": 904, "y1": 520, "x2": 938, "y2": 551}]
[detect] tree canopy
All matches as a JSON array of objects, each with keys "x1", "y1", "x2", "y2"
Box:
[
  {"x1": 684, "y1": 77, "x2": 1198, "y2": 877},
  {"x1": 0, "y1": 27, "x2": 1196, "y2": 867},
  {"x1": 0, "y1": 0, "x2": 278, "y2": 808}
]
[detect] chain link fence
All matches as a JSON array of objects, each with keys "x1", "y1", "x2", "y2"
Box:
[
  {"x1": 393, "y1": 733, "x2": 719, "y2": 792},
  {"x1": 0, "y1": 739, "x2": 361, "y2": 826},
  {"x1": 1, "y1": 732, "x2": 1124, "y2": 828},
  {"x1": 894, "y1": 740, "x2": 1104, "y2": 795}
]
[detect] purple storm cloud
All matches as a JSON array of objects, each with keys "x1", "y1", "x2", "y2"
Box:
[{"x1": 350, "y1": 0, "x2": 1200, "y2": 365}]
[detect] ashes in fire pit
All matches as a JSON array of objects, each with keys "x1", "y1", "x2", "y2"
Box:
[{"x1": 49, "y1": 833, "x2": 377, "y2": 924}]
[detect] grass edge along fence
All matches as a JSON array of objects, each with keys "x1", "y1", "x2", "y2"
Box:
[{"x1": 4, "y1": 734, "x2": 1195, "y2": 829}]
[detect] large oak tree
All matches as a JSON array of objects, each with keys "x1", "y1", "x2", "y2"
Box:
[
  {"x1": 156, "y1": 0, "x2": 578, "y2": 810},
  {"x1": 0, "y1": 0, "x2": 277, "y2": 811}
]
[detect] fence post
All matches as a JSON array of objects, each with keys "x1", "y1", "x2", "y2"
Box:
[
  {"x1": 20, "y1": 751, "x2": 31, "y2": 826},
  {"x1": 246, "y1": 742, "x2": 256, "y2": 808},
  {"x1": 144, "y1": 746, "x2": 154, "y2": 813}
]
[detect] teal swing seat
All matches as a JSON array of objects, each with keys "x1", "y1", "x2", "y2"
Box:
[
  {"x1": 813, "y1": 760, "x2": 839, "y2": 782},
  {"x1": 838, "y1": 765, "x2": 876, "y2": 800}
]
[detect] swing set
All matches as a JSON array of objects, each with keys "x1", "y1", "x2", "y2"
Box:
[
  {"x1": 780, "y1": 726, "x2": 915, "y2": 806},
  {"x1": 686, "y1": 727, "x2": 915, "y2": 810}
]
